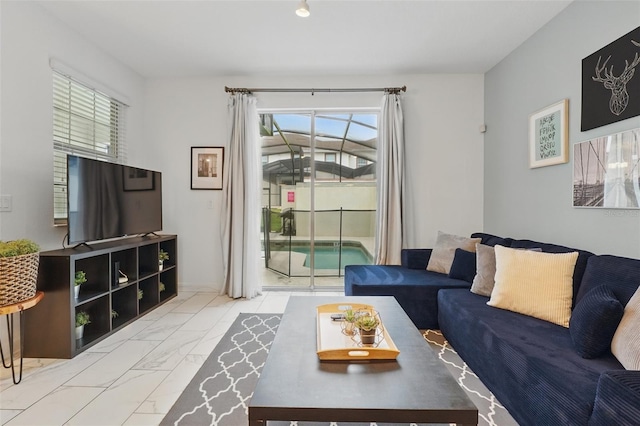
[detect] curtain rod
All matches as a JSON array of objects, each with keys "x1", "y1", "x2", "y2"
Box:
[{"x1": 224, "y1": 85, "x2": 406, "y2": 95}]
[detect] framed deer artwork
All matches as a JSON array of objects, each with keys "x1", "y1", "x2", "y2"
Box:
[{"x1": 582, "y1": 26, "x2": 640, "y2": 131}]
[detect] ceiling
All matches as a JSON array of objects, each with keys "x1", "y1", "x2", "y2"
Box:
[{"x1": 35, "y1": 0, "x2": 574, "y2": 79}]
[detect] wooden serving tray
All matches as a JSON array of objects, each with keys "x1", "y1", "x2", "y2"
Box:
[{"x1": 316, "y1": 303, "x2": 400, "y2": 361}]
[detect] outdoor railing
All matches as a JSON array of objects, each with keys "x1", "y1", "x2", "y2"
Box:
[{"x1": 261, "y1": 208, "x2": 375, "y2": 277}]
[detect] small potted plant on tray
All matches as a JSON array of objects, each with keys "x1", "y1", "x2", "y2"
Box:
[
  {"x1": 355, "y1": 313, "x2": 380, "y2": 345},
  {"x1": 342, "y1": 309, "x2": 357, "y2": 336}
]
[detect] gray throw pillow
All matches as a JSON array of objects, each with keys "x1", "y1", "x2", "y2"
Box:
[
  {"x1": 470, "y1": 243, "x2": 496, "y2": 296},
  {"x1": 426, "y1": 231, "x2": 481, "y2": 274}
]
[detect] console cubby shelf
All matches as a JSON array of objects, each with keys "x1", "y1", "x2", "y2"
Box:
[{"x1": 24, "y1": 235, "x2": 178, "y2": 359}]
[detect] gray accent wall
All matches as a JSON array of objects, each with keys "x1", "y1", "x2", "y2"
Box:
[{"x1": 484, "y1": 0, "x2": 640, "y2": 258}]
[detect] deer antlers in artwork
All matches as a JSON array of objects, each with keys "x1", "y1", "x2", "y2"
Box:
[{"x1": 592, "y1": 40, "x2": 640, "y2": 116}]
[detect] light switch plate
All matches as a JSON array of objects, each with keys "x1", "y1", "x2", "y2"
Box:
[{"x1": 0, "y1": 195, "x2": 13, "y2": 212}]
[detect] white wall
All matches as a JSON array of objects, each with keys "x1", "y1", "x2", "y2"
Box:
[
  {"x1": 484, "y1": 0, "x2": 640, "y2": 258},
  {"x1": 144, "y1": 74, "x2": 485, "y2": 291},
  {"x1": 0, "y1": 1, "x2": 146, "y2": 249},
  {"x1": 0, "y1": 2, "x2": 484, "y2": 294}
]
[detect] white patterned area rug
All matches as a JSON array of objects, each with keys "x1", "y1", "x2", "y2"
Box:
[{"x1": 161, "y1": 314, "x2": 517, "y2": 426}]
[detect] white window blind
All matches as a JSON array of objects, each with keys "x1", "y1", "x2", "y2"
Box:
[{"x1": 53, "y1": 71, "x2": 127, "y2": 224}]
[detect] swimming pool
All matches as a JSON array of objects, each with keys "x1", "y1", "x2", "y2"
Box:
[{"x1": 269, "y1": 241, "x2": 373, "y2": 270}]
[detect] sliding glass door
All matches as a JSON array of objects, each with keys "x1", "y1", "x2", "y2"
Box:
[{"x1": 260, "y1": 110, "x2": 378, "y2": 289}]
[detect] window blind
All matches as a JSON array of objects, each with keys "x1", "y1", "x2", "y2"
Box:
[{"x1": 52, "y1": 71, "x2": 127, "y2": 224}]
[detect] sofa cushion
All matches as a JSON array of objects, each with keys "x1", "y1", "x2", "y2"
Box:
[
  {"x1": 470, "y1": 243, "x2": 497, "y2": 297},
  {"x1": 570, "y1": 285, "x2": 624, "y2": 359},
  {"x1": 426, "y1": 231, "x2": 481, "y2": 274},
  {"x1": 401, "y1": 248, "x2": 432, "y2": 270},
  {"x1": 612, "y1": 286, "x2": 640, "y2": 370},
  {"x1": 470, "y1": 232, "x2": 513, "y2": 247},
  {"x1": 344, "y1": 264, "x2": 470, "y2": 329},
  {"x1": 576, "y1": 254, "x2": 640, "y2": 307},
  {"x1": 590, "y1": 370, "x2": 640, "y2": 425},
  {"x1": 448, "y1": 249, "x2": 476, "y2": 283},
  {"x1": 510, "y1": 239, "x2": 593, "y2": 306},
  {"x1": 438, "y1": 288, "x2": 624, "y2": 426},
  {"x1": 488, "y1": 246, "x2": 578, "y2": 327}
]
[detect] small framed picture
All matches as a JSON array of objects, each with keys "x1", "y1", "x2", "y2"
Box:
[
  {"x1": 529, "y1": 99, "x2": 569, "y2": 169},
  {"x1": 191, "y1": 147, "x2": 224, "y2": 190}
]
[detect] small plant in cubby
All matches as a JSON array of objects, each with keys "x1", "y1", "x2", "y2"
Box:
[
  {"x1": 111, "y1": 309, "x2": 118, "y2": 319},
  {"x1": 138, "y1": 289, "x2": 144, "y2": 300},
  {"x1": 159, "y1": 249, "x2": 169, "y2": 271},
  {"x1": 75, "y1": 311, "x2": 91, "y2": 340},
  {"x1": 160, "y1": 282, "x2": 166, "y2": 292},
  {"x1": 74, "y1": 271, "x2": 87, "y2": 299}
]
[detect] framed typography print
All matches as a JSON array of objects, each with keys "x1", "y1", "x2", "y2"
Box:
[{"x1": 529, "y1": 99, "x2": 569, "y2": 169}]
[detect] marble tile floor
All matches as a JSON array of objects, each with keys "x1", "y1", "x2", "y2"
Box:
[{"x1": 0, "y1": 290, "x2": 343, "y2": 426}]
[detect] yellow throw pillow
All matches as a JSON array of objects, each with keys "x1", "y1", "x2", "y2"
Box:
[
  {"x1": 611, "y1": 286, "x2": 640, "y2": 370},
  {"x1": 487, "y1": 246, "x2": 578, "y2": 327}
]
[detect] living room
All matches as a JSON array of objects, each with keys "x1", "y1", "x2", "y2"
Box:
[{"x1": 1, "y1": 0, "x2": 639, "y2": 425}]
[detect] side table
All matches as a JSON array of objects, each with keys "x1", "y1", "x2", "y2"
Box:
[{"x1": 0, "y1": 291, "x2": 44, "y2": 384}]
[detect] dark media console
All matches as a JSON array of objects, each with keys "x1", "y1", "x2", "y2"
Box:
[{"x1": 24, "y1": 235, "x2": 178, "y2": 359}]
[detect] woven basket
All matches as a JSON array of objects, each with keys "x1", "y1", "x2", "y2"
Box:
[{"x1": 0, "y1": 252, "x2": 39, "y2": 306}]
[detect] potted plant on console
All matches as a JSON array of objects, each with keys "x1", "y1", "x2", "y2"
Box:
[
  {"x1": 0, "y1": 239, "x2": 39, "y2": 307},
  {"x1": 159, "y1": 249, "x2": 169, "y2": 271},
  {"x1": 355, "y1": 313, "x2": 379, "y2": 345},
  {"x1": 74, "y1": 270, "x2": 86, "y2": 299},
  {"x1": 75, "y1": 311, "x2": 90, "y2": 340}
]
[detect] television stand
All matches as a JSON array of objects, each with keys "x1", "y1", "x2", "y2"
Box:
[{"x1": 24, "y1": 235, "x2": 178, "y2": 358}]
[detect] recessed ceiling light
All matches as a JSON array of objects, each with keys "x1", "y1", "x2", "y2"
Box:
[{"x1": 296, "y1": 0, "x2": 310, "y2": 18}]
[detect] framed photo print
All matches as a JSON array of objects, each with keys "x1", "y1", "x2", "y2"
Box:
[
  {"x1": 191, "y1": 146, "x2": 224, "y2": 190},
  {"x1": 573, "y1": 128, "x2": 640, "y2": 209},
  {"x1": 529, "y1": 99, "x2": 569, "y2": 169}
]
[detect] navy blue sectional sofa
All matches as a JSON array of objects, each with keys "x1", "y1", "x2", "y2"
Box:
[
  {"x1": 344, "y1": 232, "x2": 640, "y2": 425},
  {"x1": 345, "y1": 232, "x2": 509, "y2": 329}
]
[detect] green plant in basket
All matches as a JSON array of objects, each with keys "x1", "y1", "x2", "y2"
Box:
[
  {"x1": 75, "y1": 311, "x2": 91, "y2": 327},
  {"x1": 0, "y1": 239, "x2": 39, "y2": 257},
  {"x1": 0, "y1": 239, "x2": 40, "y2": 306}
]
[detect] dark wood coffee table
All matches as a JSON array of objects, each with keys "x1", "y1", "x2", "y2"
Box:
[{"x1": 248, "y1": 296, "x2": 477, "y2": 425}]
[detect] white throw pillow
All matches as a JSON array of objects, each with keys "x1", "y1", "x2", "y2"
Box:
[
  {"x1": 426, "y1": 231, "x2": 481, "y2": 275},
  {"x1": 611, "y1": 286, "x2": 640, "y2": 370},
  {"x1": 487, "y1": 246, "x2": 578, "y2": 327}
]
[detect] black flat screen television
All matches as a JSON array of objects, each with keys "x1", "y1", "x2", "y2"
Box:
[{"x1": 67, "y1": 155, "x2": 163, "y2": 244}]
